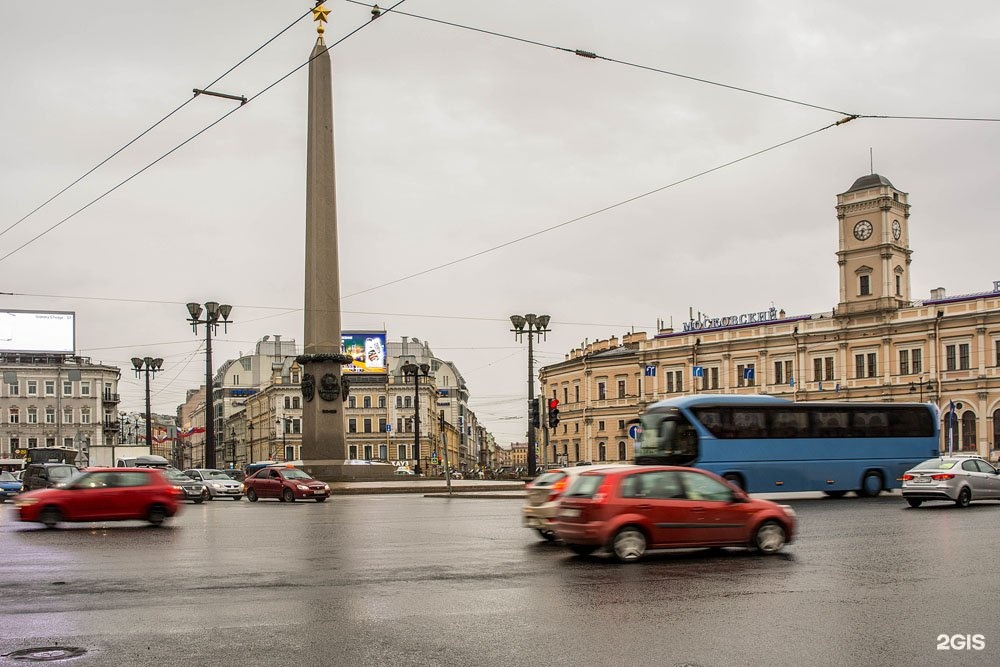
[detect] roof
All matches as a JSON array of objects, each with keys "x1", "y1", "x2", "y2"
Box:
[{"x1": 845, "y1": 173, "x2": 894, "y2": 193}]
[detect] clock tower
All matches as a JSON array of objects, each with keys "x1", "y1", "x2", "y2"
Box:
[{"x1": 835, "y1": 173, "x2": 912, "y2": 315}]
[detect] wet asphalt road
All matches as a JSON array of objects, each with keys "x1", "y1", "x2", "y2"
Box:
[{"x1": 1, "y1": 492, "x2": 998, "y2": 667}]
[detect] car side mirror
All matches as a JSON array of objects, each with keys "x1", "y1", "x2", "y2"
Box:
[{"x1": 730, "y1": 492, "x2": 749, "y2": 504}]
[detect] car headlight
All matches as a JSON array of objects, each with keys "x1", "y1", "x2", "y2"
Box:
[
  {"x1": 15, "y1": 497, "x2": 39, "y2": 507},
  {"x1": 239, "y1": 484, "x2": 245, "y2": 492},
  {"x1": 297, "y1": 484, "x2": 309, "y2": 490},
  {"x1": 323, "y1": 484, "x2": 330, "y2": 490},
  {"x1": 211, "y1": 482, "x2": 226, "y2": 488}
]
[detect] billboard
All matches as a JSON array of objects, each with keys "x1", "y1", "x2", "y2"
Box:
[
  {"x1": 342, "y1": 332, "x2": 387, "y2": 374},
  {"x1": 0, "y1": 310, "x2": 75, "y2": 354}
]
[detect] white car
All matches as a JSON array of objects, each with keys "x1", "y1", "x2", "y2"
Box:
[
  {"x1": 394, "y1": 467, "x2": 415, "y2": 475},
  {"x1": 184, "y1": 468, "x2": 244, "y2": 500}
]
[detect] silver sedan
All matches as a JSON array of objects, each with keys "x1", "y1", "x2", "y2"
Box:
[
  {"x1": 184, "y1": 468, "x2": 244, "y2": 500},
  {"x1": 901, "y1": 456, "x2": 1000, "y2": 508}
]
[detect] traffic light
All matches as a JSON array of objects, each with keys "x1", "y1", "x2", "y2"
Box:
[
  {"x1": 547, "y1": 398, "x2": 560, "y2": 429},
  {"x1": 529, "y1": 399, "x2": 540, "y2": 428}
]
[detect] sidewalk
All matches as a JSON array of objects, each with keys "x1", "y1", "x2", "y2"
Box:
[{"x1": 327, "y1": 478, "x2": 527, "y2": 496}]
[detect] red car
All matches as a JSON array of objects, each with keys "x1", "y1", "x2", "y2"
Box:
[
  {"x1": 14, "y1": 468, "x2": 182, "y2": 529},
  {"x1": 244, "y1": 466, "x2": 331, "y2": 502},
  {"x1": 554, "y1": 465, "x2": 796, "y2": 562}
]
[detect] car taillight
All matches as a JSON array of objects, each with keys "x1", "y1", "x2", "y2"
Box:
[
  {"x1": 930, "y1": 474, "x2": 955, "y2": 480},
  {"x1": 901, "y1": 474, "x2": 914, "y2": 481},
  {"x1": 547, "y1": 477, "x2": 568, "y2": 501},
  {"x1": 591, "y1": 478, "x2": 614, "y2": 504}
]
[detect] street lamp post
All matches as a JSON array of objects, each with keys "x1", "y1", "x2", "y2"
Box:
[
  {"x1": 909, "y1": 378, "x2": 934, "y2": 402},
  {"x1": 276, "y1": 418, "x2": 290, "y2": 460},
  {"x1": 229, "y1": 428, "x2": 237, "y2": 469},
  {"x1": 510, "y1": 313, "x2": 550, "y2": 477},
  {"x1": 131, "y1": 357, "x2": 163, "y2": 452},
  {"x1": 248, "y1": 421, "x2": 255, "y2": 464},
  {"x1": 186, "y1": 301, "x2": 233, "y2": 469},
  {"x1": 401, "y1": 361, "x2": 430, "y2": 476}
]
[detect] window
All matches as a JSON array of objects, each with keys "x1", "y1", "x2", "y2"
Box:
[
  {"x1": 9, "y1": 408, "x2": 19, "y2": 424},
  {"x1": 959, "y1": 343, "x2": 970, "y2": 370},
  {"x1": 63, "y1": 381, "x2": 72, "y2": 396},
  {"x1": 618, "y1": 441, "x2": 627, "y2": 461},
  {"x1": 618, "y1": 420, "x2": 625, "y2": 430},
  {"x1": 701, "y1": 367, "x2": 719, "y2": 390},
  {"x1": 597, "y1": 382, "x2": 606, "y2": 400},
  {"x1": 680, "y1": 471, "x2": 734, "y2": 502},
  {"x1": 404, "y1": 396, "x2": 412, "y2": 409},
  {"x1": 598, "y1": 421, "x2": 605, "y2": 431},
  {"x1": 574, "y1": 385, "x2": 580, "y2": 402},
  {"x1": 8, "y1": 382, "x2": 18, "y2": 396},
  {"x1": 379, "y1": 418, "x2": 387, "y2": 433},
  {"x1": 598, "y1": 442, "x2": 606, "y2": 461},
  {"x1": 855, "y1": 353, "x2": 877, "y2": 378},
  {"x1": 348, "y1": 396, "x2": 356, "y2": 408},
  {"x1": 895, "y1": 274, "x2": 902, "y2": 296},
  {"x1": 63, "y1": 407, "x2": 73, "y2": 424},
  {"x1": 284, "y1": 396, "x2": 291, "y2": 409},
  {"x1": 943, "y1": 343, "x2": 970, "y2": 371},
  {"x1": 961, "y1": 411, "x2": 976, "y2": 450},
  {"x1": 363, "y1": 418, "x2": 372, "y2": 433},
  {"x1": 574, "y1": 443, "x2": 580, "y2": 461},
  {"x1": 575, "y1": 423, "x2": 579, "y2": 433},
  {"x1": 405, "y1": 418, "x2": 413, "y2": 433},
  {"x1": 774, "y1": 360, "x2": 793, "y2": 385},
  {"x1": 912, "y1": 349, "x2": 922, "y2": 374},
  {"x1": 45, "y1": 380, "x2": 55, "y2": 396},
  {"x1": 363, "y1": 396, "x2": 372, "y2": 409},
  {"x1": 291, "y1": 419, "x2": 301, "y2": 434},
  {"x1": 899, "y1": 349, "x2": 910, "y2": 375},
  {"x1": 379, "y1": 444, "x2": 387, "y2": 460},
  {"x1": 348, "y1": 419, "x2": 357, "y2": 433},
  {"x1": 349, "y1": 445, "x2": 358, "y2": 459},
  {"x1": 617, "y1": 380, "x2": 626, "y2": 398},
  {"x1": 397, "y1": 445, "x2": 407, "y2": 460},
  {"x1": 946, "y1": 344, "x2": 956, "y2": 371},
  {"x1": 27, "y1": 408, "x2": 38, "y2": 424},
  {"x1": 80, "y1": 382, "x2": 90, "y2": 396},
  {"x1": 27, "y1": 380, "x2": 37, "y2": 396},
  {"x1": 736, "y1": 363, "x2": 755, "y2": 388},
  {"x1": 396, "y1": 418, "x2": 403, "y2": 433},
  {"x1": 859, "y1": 275, "x2": 871, "y2": 296},
  {"x1": 292, "y1": 371, "x2": 300, "y2": 384},
  {"x1": 396, "y1": 396, "x2": 403, "y2": 408},
  {"x1": 563, "y1": 387, "x2": 568, "y2": 404},
  {"x1": 666, "y1": 370, "x2": 683, "y2": 393},
  {"x1": 81, "y1": 408, "x2": 91, "y2": 424},
  {"x1": 45, "y1": 407, "x2": 55, "y2": 424},
  {"x1": 378, "y1": 396, "x2": 386, "y2": 409},
  {"x1": 292, "y1": 396, "x2": 301, "y2": 409}
]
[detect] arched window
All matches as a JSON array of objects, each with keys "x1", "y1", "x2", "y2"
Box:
[
  {"x1": 363, "y1": 396, "x2": 372, "y2": 408},
  {"x1": 404, "y1": 396, "x2": 412, "y2": 408},
  {"x1": 993, "y1": 410, "x2": 1000, "y2": 448},
  {"x1": 396, "y1": 396, "x2": 402, "y2": 408},
  {"x1": 618, "y1": 441, "x2": 627, "y2": 461},
  {"x1": 574, "y1": 442, "x2": 580, "y2": 461},
  {"x1": 961, "y1": 410, "x2": 977, "y2": 450},
  {"x1": 379, "y1": 396, "x2": 386, "y2": 409},
  {"x1": 598, "y1": 442, "x2": 606, "y2": 461}
]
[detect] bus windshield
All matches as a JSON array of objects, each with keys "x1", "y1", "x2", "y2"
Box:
[{"x1": 636, "y1": 409, "x2": 698, "y2": 466}]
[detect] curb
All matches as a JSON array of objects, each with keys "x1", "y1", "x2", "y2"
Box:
[
  {"x1": 328, "y1": 485, "x2": 525, "y2": 496},
  {"x1": 422, "y1": 493, "x2": 525, "y2": 499}
]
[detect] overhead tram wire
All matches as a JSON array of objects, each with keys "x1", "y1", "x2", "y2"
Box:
[
  {"x1": 0, "y1": 0, "x2": 410, "y2": 266},
  {"x1": 0, "y1": 8, "x2": 315, "y2": 243},
  {"x1": 341, "y1": 118, "x2": 851, "y2": 300}
]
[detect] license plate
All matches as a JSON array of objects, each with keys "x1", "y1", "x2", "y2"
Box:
[
  {"x1": 914, "y1": 478, "x2": 932, "y2": 484},
  {"x1": 559, "y1": 508, "x2": 580, "y2": 518},
  {"x1": 313, "y1": 490, "x2": 325, "y2": 494}
]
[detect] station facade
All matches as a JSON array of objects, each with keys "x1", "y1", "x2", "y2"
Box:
[{"x1": 539, "y1": 174, "x2": 1000, "y2": 464}]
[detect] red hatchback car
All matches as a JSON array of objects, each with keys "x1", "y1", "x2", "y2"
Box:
[
  {"x1": 244, "y1": 466, "x2": 331, "y2": 502},
  {"x1": 14, "y1": 468, "x2": 182, "y2": 529},
  {"x1": 554, "y1": 465, "x2": 796, "y2": 562}
]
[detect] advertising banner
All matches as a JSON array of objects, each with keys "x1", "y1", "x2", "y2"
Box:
[
  {"x1": 0, "y1": 310, "x2": 75, "y2": 354},
  {"x1": 342, "y1": 332, "x2": 387, "y2": 374}
]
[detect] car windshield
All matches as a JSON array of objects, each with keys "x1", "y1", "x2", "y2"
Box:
[
  {"x1": 564, "y1": 474, "x2": 606, "y2": 498},
  {"x1": 280, "y1": 469, "x2": 312, "y2": 480},
  {"x1": 530, "y1": 472, "x2": 565, "y2": 488},
  {"x1": 49, "y1": 466, "x2": 76, "y2": 480},
  {"x1": 0, "y1": 471, "x2": 16, "y2": 482},
  {"x1": 202, "y1": 470, "x2": 232, "y2": 480},
  {"x1": 913, "y1": 459, "x2": 957, "y2": 470},
  {"x1": 164, "y1": 469, "x2": 192, "y2": 483}
]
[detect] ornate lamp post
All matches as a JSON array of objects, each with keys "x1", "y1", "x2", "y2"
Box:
[
  {"x1": 510, "y1": 314, "x2": 550, "y2": 476},
  {"x1": 186, "y1": 301, "x2": 232, "y2": 469},
  {"x1": 131, "y1": 357, "x2": 163, "y2": 451},
  {"x1": 247, "y1": 421, "x2": 255, "y2": 464},
  {"x1": 401, "y1": 361, "x2": 430, "y2": 476},
  {"x1": 909, "y1": 378, "x2": 934, "y2": 402}
]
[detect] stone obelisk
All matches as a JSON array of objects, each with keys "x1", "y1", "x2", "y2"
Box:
[{"x1": 298, "y1": 4, "x2": 351, "y2": 480}]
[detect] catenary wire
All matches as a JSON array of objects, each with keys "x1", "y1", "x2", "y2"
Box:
[
  {"x1": 0, "y1": 0, "x2": 410, "y2": 266},
  {"x1": 0, "y1": 7, "x2": 315, "y2": 242}
]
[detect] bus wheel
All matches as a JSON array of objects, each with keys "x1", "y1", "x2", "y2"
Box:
[
  {"x1": 858, "y1": 471, "x2": 883, "y2": 497},
  {"x1": 723, "y1": 473, "x2": 745, "y2": 491},
  {"x1": 823, "y1": 490, "x2": 847, "y2": 498}
]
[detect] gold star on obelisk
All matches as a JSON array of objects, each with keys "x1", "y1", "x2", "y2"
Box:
[{"x1": 312, "y1": 3, "x2": 331, "y2": 34}]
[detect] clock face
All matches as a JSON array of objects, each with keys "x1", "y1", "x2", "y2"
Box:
[
  {"x1": 892, "y1": 220, "x2": 901, "y2": 240},
  {"x1": 853, "y1": 220, "x2": 873, "y2": 241}
]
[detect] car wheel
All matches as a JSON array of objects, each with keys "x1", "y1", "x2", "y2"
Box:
[
  {"x1": 315, "y1": 496, "x2": 327, "y2": 503},
  {"x1": 282, "y1": 488, "x2": 295, "y2": 503},
  {"x1": 147, "y1": 505, "x2": 167, "y2": 527},
  {"x1": 753, "y1": 520, "x2": 787, "y2": 554},
  {"x1": 723, "y1": 473, "x2": 745, "y2": 491},
  {"x1": 955, "y1": 487, "x2": 972, "y2": 508},
  {"x1": 823, "y1": 490, "x2": 848, "y2": 498},
  {"x1": 246, "y1": 488, "x2": 258, "y2": 502},
  {"x1": 611, "y1": 526, "x2": 647, "y2": 563},
  {"x1": 567, "y1": 544, "x2": 597, "y2": 556},
  {"x1": 40, "y1": 506, "x2": 61, "y2": 529},
  {"x1": 536, "y1": 529, "x2": 557, "y2": 542},
  {"x1": 906, "y1": 498, "x2": 923, "y2": 508},
  {"x1": 193, "y1": 496, "x2": 205, "y2": 504},
  {"x1": 202, "y1": 490, "x2": 212, "y2": 501},
  {"x1": 858, "y1": 471, "x2": 883, "y2": 497}
]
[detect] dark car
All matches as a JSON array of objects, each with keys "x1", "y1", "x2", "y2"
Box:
[
  {"x1": 15, "y1": 468, "x2": 182, "y2": 528},
  {"x1": 0, "y1": 471, "x2": 22, "y2": 502},
  {"x1": 220, "y1": 468, "x2": 246, "y2": 482},
  {"x1": 163, "y1": 468, "x2": 208, "y2": 503},
  {"x1": 22, "y1": 462, "x2": 79, "y2": 492},
  {"x1": 244, "y1": 466, "x2": 330, "y2": 503},
  {"x1": 553, "y1": 465, "x2": 796, "y2": 563}
]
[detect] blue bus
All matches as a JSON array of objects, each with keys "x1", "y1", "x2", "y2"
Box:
[{"x1": 635, "y1": 395, "x2": 939, "y2": 496}]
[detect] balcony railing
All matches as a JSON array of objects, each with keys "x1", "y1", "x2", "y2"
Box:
[{"x1": 102, "y1": 393, "x2": 120, "y2": 403}]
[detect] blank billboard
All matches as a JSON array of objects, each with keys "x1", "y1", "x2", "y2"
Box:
[{"x1": 0, "y1": 310, "x2": 75, "y2": 354}]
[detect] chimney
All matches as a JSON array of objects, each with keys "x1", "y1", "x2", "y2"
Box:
[{"x1": 930, "y1": 287, "x2": 946, "y2": 300}]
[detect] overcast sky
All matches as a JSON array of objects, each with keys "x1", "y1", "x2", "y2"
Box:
[{"x1": 1, "y1": 1, "x2": 998, "y2": 444}]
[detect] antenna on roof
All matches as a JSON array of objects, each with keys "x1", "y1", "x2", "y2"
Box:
[{"x1": 869, "y1": 147, "x2": 874, "y2": 175}]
